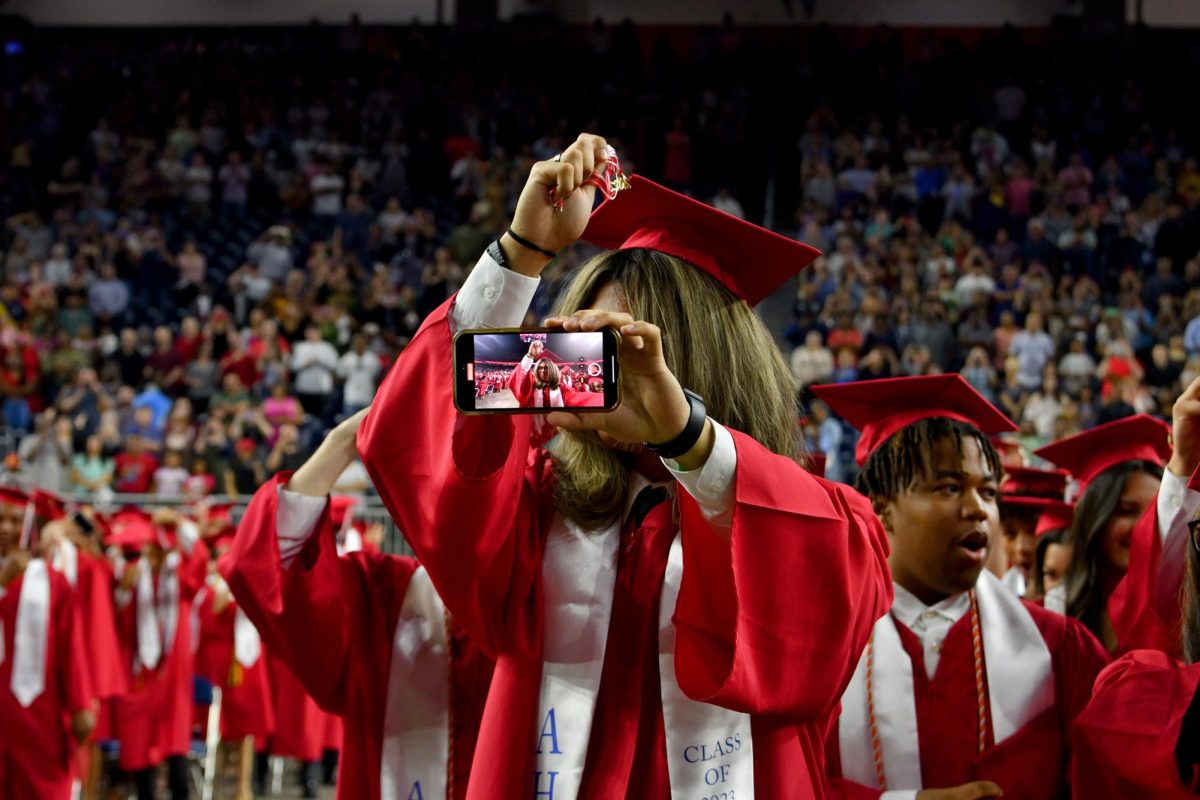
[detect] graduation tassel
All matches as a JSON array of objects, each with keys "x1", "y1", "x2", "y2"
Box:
[{"x1": 228, "y1": 658, "x2": 244, "y2": 688}]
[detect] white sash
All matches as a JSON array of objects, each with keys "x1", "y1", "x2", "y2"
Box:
[
  {"x1": 380, "y1": 567, "x2": 450, "y2": 800},
  {"x1": 136, "y1": 552, "x2": 181, "y2": 672},
  {"x1": 234, "y1": 607, "x2": 261, "y2": 668},
  {"x1": 1043, "y1": 584, "x2": 1067, "y2": 615},
  {"x1": 12, "y1": 559, "x2": 50, "y2": 706},
  {"x1": 838, "y1": 570, "x2": 1055, "y2": 790},
  {"x1": 658, "y1": 534, "x2": 755, "y2": 799},
  {"x1": 52, "y1": 538, "x2": 79, "y2": 587},
  {"x1": 534, "y1": 517, "x2": 621, "y2": 800},
  {"x1": 1000, "y1": 566, "x2": 1027, "y2": 598}
]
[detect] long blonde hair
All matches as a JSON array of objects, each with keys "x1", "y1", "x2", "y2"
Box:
[{"x1": 550, "y1": 247, "x2": 801, "y2": 528}]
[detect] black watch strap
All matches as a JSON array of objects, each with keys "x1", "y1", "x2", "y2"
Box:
[{"x1": 644, "y1": 389, "x2": 707, "y2": 460}]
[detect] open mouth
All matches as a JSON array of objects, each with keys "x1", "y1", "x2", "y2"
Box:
[{"x1": 957, "y1": 530, "x2": 990, "y2": 558}]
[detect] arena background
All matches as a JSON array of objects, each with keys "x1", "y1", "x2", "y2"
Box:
[{"x1": 2, "y1": 2, "x2": 1200, "y2": 791}]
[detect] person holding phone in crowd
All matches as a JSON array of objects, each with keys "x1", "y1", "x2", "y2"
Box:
[{"x1": 358, "y1": 132, "x2": 891, "y2": 798}]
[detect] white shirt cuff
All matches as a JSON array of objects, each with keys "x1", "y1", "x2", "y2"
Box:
[
  {"x1": 449, "y1": 250, "x2": 541, "y2": 332},
  {"x1": 1158, "y1": 466, "x2": 1200, "y2": 544},
  {"x1": 880, "y1": 792, "x2": 919, "y2": 800},
  {"x1": 663, "y1": 420, "x2": 736, "y2": 530},
  {"x1": 275, "y1": 486, "x2": 329, "y2": 568}
]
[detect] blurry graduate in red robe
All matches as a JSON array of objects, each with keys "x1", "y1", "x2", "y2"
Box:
[
  {"x1": 33, "y1": 490, "x2": 127, "y2": 799},
  {"x1": 995, "y1": 467, "x2": 1071, "y2": 598},
  {"x1": 221, "y1": 409, "x2": 494, "y2": 800},
  {"x1": 813, "y1": 375, "x2": 1110, "y2": 800},
  {"x1": 358, "y1": 133, "x2": 891, "y2": 799},
  {"x1": 194, "y1": 520, "x2": 274, "y2": 800},
  {"x1": 1070, "y1": 447, "x2": 1200, "y2": 796},
  {"x1": 507, "y1": 338, "x2": 599, "y2": 408},
  {"x1": 108, "y1": 507, "x2": 209, "y2": 800},
  {"x1": 0, "y1": 487, "x2": 94, "y2": 799},
  {"x1": 1025, "y1": 501, "x2": 1076, "y2": 612},
  {"x1": 1036, "y1": 379, "x2": 1200, "y2": 655}
]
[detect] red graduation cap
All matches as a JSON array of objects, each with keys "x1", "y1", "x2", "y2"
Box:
[
  {"x1": 0, "y1": 486, "x2": 30, "y2": 508},
  {"x1": 1034, "y1": 414, "x2": 1171, "y2": 493},
  {"x1": 1001, "y1": 467, "x2": 1070, "y2": 500},
  {"x1": 810, "y1": 374, "x2": 1018, "y2": 467},
  {"x1": 990, "y1": 435, "x2": 1027, "y2": 469},
  {"x1": 1034, "y1": 500, "x2": 1075, "y2": 537},
  {"x1": 203, "y1": 502, "x2": 237, "y2": 538},
  {"x1": 582, "y1": 175, "x2": 822, "y2": 306},
  {"x1": 31, "y1": 488, "x2": 68, "y2": 522},
  {"x1": 107, "y1": 508, "x2": 158, "y2": 549}
]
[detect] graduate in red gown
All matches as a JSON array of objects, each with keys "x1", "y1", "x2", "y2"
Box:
[
  {"x1": 194, "y1": 528, "x2": 274, "y2": 800},
  {"x1": 108, "y1": 507, "x2": 209, "y2": 800},
  {"x1": 358, "y1": 133, "x2": 892, "y2": 799},
  {"x1": 812, "y1": 375, "x2": 1111, "y2": 800},
  {"x1": 33, "y1": 491, "x2": 128, "y2": 799},
  {"x1": 221, "y1": 409, "x2": 494, "y2": 800},
  {"x1": 1035, "y1": 384, "x2": 1200, "y2": 655},
  {"x1": 995, "y1": 467, "x2": 1071, "y2": 598},
  {"x1": 0, "y1": 487, "x2": 94, "y2": 799},
  {"x1": 1068, "y1": 429, "x2": 1200, "y2": 797},
  {"x1": 507, "y1": 339, "x2": 599, "y2": 408}
]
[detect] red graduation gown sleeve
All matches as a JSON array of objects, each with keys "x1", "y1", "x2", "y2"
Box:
[
  {"x1": 672, "y1": 433, "x2": 893, "y2": 719},
  {"x1": 220, "y1": 473, "x2": 419, "y2": 800},
  {"x1": 1070, "y1": 650, "x2": 1200, "y2": 798},
  {"x1": 1108, "y1": 499, "x2": 1183, "y2": 657}
]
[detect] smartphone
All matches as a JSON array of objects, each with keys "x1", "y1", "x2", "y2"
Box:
[{"x1": 454, "y1": 327, "x2": 621, "y2": 414}]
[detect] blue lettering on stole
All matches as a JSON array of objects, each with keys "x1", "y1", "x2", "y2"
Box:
[
  {"x1": 407, "y1": 781, "x2": 424, "y2": 800},
  {"x1": 536, "y1": 708, "x2": 562, "y2": 755},
  {"x1": 533, "y1": 770, "x2": 559, "y2": 799}
]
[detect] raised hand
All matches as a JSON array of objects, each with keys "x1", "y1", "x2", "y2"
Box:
[
  {"x1": 503, "y1": 133, "x2": 612, "y2": 277},
  {"x1": 916, "y1": 781, "x2": 1004, "y2": 800},
  {"x1": 1168, "y1": 374, "x2": 1200, "y2": 479},
  {"x1": 528, "y1": 339, "x2": 545, "y2": 359}
]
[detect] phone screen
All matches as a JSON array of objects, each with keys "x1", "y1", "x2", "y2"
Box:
[{"x1": 454, "y1": 328, "x2": 620, "y2": 414}]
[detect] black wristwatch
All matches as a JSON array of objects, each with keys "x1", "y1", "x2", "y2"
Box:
[{"x1": 644, "y1": 389, "x2": 707, "y2": 460}]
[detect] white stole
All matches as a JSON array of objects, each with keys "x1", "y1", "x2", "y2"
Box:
[
  {"x1": 838, "y1": 570, "x2": 1055, "y2": 790},
  {"x1": 52, "y1": 538, "x2": 79, "y2": 587},
  {"x1": 7, "y1": 558, "x2": 50, "y2": 706},
  {"x1": 535, "y1": 517, "x2": 757, "y2": 799},
  {"x1": 379, "y1": 566, "x2": 450, "y2": 800},
  {"x1": 658, "y1": 534, "x2": 755, "y2": 799},
  {"x1": 534, "y1": 515, "x2": 621, "y2": 800},
  {"x1": 1043, "y1": 584, "x2": 1067, "y2": 615},
  {"x1": 136, "y1": 552, "x2": 181, "y2": 672}
]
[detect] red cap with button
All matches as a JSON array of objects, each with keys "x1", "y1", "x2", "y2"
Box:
[
  {"x1": 582, "y1": 175, "x2": 822, "y2": 306},
  {"x1": 810, "y1": 374, "x2": 1018, "y2": 467},
  {"x1": 1034, "y1": 414, "x2": 1171, "y2": 493},
  {"x1": 1001, "y1": 467, "x2": 1070, "y2": 500}
]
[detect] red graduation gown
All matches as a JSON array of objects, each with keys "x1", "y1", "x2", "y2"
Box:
[
  {"x1": 220, "y1": 474, "x2": 494, "y2": 800},
  {"x1": 111, "y1": 542, "x2": 209, "y2": 771},
  {"x1": 1070, "y1": 650, "x2": 1200, "y2": 798},
  {"x1": 826, "y1": 601, "x2": 1110, "y2": 799},
  {"x1": 194, "y1": 589, "x2": 275, "y2": 742},
  {"x1": 0, "y1": 565, "x2": 90, "y2": 799},
  {"x1": 73, "y1": 551, "x2": 127, "y2": 702},
  {"x1": 1108, "y1": 499, "x2": 1182, "y2": 657},
  {"x1": 358, "y1": 295, "x2": 894, "y2": 799},
  {"x1": 264, "y1": 651, "x2": 328, "y2": 761}
]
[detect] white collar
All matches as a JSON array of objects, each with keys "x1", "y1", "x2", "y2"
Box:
[{"x1": 891, "y1": 582, "x2": 971, "y2": 630}]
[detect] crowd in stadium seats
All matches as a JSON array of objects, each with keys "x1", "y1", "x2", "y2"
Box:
[{"x1": 2, "y1": 18, "x2": 1200, "y2": 491}]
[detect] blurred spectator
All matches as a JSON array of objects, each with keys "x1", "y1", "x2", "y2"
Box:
[
  {"x1": 791, "y1": 331, "x2": 834, "y2": 388},
  {"x1": 70, "y1": 435, "x2": 114, "y2": 496},
  {"x1": 225, "y1": 438, "x2": 264, "y2": 495},
  {"x1": 1009, "y1": 312, "x2": 1055, "y2": 390},
  {"x1": 290, "y1": 324, "x2": 339, "y2": 418},
  {"x1": 153, "y1": 450, "x2": 190, "y2": 498},
  {"x1": 337, "y1": 333, "x2": 380, "y2": 415},
  {"x1": 18, "y1": 410, "x2": 73, "y2": 493}
]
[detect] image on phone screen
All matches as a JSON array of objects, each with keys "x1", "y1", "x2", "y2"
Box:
[{"x1": 455, "y1": 329, "x2": 618, "y2": 413}]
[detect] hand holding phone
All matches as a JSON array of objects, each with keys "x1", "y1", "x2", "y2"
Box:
[{"x1": 454, "y1": 328, "x2": 620, "y2": 414}]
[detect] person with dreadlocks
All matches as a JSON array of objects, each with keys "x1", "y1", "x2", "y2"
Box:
[
  {"x1": 0, "y1": 486, "x2": 94, "y2": 799},
  {"x1": 358, "y1": 133, "x2": 891, "y2": 798},
  {"x1": 812, "y1": 374, "x2": 1110, "y2": 800}
]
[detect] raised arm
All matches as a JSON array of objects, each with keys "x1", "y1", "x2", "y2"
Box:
[{"x1": 358, "y1": 134, "x2": 613, "y2": 656}]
